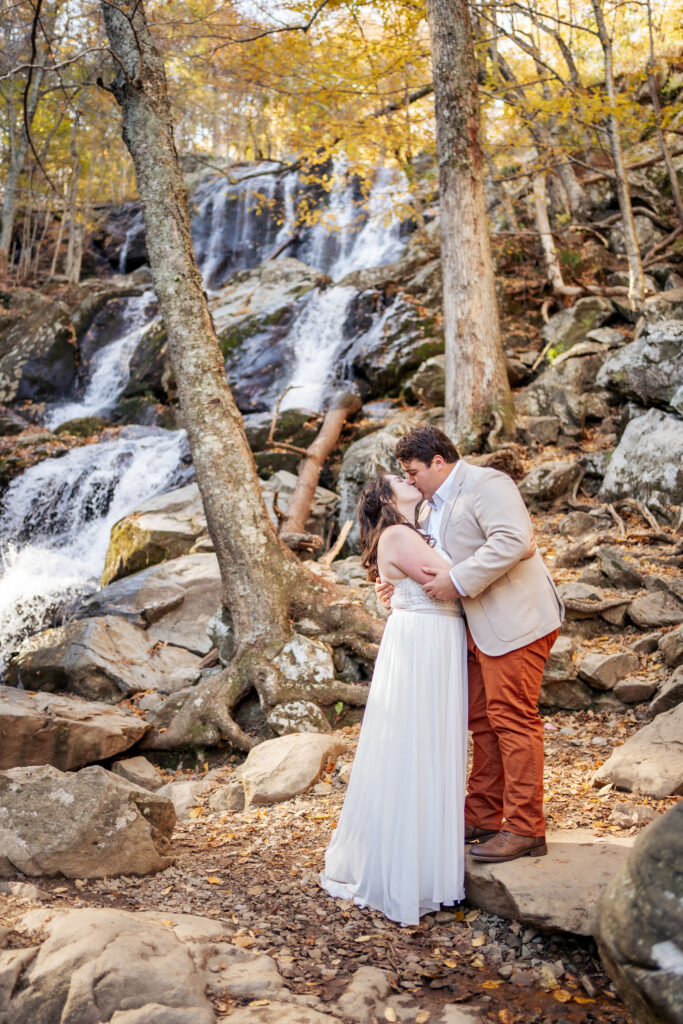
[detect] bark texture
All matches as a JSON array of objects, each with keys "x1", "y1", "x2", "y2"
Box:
[
  {"x1": 100, "y1": 0, "x2": 381, "y2": 748},
  {"x1": 426, "y1": 0, "x2": 514, "y2": 452}
]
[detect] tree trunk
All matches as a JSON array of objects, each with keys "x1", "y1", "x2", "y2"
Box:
[
  {"x1": 426, "y1": 0, "x2": 514, "y2": 452},
  {"x1": 591, "y1": 0, "x2": 645, "y2": 308},
  {"x1": 0, "y1": 67, "x2": 44, "y2": 261},
  {"x1": 646, "y1": 0, "x2": 683, "y2": 225},
  {"x1": 532, "y1": 172, "x2": 582, "y2": 297},
  {"x1": 100, "y1": 0, "x2": 382, "y2": 748}
]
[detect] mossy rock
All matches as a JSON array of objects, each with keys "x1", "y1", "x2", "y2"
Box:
[{"x1": 55, "y1": 416, "x2": 110, "y2": 438}]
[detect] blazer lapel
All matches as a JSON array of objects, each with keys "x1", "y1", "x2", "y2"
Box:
[{"x1": 439, "y1": 460, "x2": 467, "y2": 549}]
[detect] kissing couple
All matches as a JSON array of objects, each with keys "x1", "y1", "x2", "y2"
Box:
[{"x1": 320, "y1": 424, "x2": 564, "y2": 926}]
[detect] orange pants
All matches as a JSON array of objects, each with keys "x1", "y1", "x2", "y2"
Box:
[{"x1": 465, "y1": 628, "x2": 559, "y2": 838}]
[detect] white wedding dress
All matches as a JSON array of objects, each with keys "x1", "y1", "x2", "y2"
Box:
[{"x1": 320, "y1": 570, "x2": 468, "y2": 926}]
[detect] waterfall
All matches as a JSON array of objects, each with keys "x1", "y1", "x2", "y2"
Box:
[
  {"x1": 279, "y1": 286, "x2": 356, "y2": 412},
  {"x1": 118, "y1": 208, "x2": 145, "y2": 274},
  {"x1": 0, "y1": 429, "x2": 187, "y2": 672},
  {"x1": 45, "y1": 291, "x2": 158, "y2": 430}
]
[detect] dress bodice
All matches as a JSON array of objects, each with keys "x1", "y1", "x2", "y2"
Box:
[{"x1": 390, "y1": 575, "x2": 463, "y2": 618}]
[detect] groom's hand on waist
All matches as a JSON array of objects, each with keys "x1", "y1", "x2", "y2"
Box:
[
  {"x1": 375, "y1": 579, "x2": 393, "y2": 610},
  {"x1": 422, "y1": 566, "x2": 459, "y2": 600}
]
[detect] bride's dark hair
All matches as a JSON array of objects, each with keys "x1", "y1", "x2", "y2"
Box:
[{"x1": 357, "y1": 475, "x2": 431, "y2": 582}]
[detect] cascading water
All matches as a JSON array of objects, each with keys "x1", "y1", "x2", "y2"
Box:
[
  {"x1": 45, "y1": 291, "x2": 158, "y2": 429},
  {"x1": 0, "y1": 429, "x2": 187, "y2": 671}
]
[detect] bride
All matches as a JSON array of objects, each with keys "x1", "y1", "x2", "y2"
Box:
[{"x1": 320, "y1": 473, "x2": 468, "y2": 926}]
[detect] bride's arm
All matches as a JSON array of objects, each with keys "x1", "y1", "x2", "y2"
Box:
[{"x1": 378, "y1": 525, "x2": 451, "y2": 585}]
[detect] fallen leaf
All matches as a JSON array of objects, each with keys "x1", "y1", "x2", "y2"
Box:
[
  {"x1": 465, "y1": 909, "x2": 480, "y2": 922},
  {"x1": 573, "y1": 996, "x2": 596, "y2": 1004},
  {"x1": 188, "y1": 806, "x2": 203, "y2": 819},
  {"x1": 470, "y1": 955, "x2": 484, "y2": 968},
  {"x1": 483, "y1": 980, "x2": 502, "y2": 989},
  {"x1": 384, "y1": 1009, "x2": 397, "y2": 1022},
  {"x1": 415, "y1": 1013, "x2": 430, "y2": 1024},
  {"x1": 442, "y1": 959, "x2": 458, "y2": 968},
  {"x1": 234, "y1": 935, "x2": 256, "y2": 949},
  {"x1": 553, "y1": 989, "x2": 572, "y2": 1003},
  {"x1": 249, "y1": 1000, "x2": 270, "y2": 1007},
  {"x1": 207, "y1": 876, "x2": 223, "y2": 885},
  {"x1": 471, "y1": 935, "x2": 486, "y2": 947}
]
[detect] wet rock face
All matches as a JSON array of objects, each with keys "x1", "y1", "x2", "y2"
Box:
[
  {"x1": 0, "y1": 764, "x2": 176, "y2": 878},
  {"x1": 346, "y1": 291, "x2": 444, "y2": 398},
  {"x1": 600, "y1": 407, "x2": 683, "y2": 506},
  {"x1": 595, "y1": 802, "x2": 683, "y2": 1024},
  {"x1": 597, "y1": 319, "x2": 683, "y2": 414},
  {"x1": 0, "y1": 295, "x2": 77, "y2": 404},
  {"x1": 93, "y1": 201, "x2": 148, "y2": 272}
]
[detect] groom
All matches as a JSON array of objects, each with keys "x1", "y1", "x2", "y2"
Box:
[{"x1": 378, "y1": 425, "x2": 563, "y2": 863}]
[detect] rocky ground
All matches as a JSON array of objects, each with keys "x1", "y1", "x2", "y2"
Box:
[{"x1": 1, "y1": 711, "x2": 677, "y2": 1024}]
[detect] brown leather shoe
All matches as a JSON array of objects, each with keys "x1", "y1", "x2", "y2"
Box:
[
  {"x1": 464, "y1": 824, "x2": 499, "y2": 845},
  {"x1": 468, "y1": 830, "x2": 547, "y2": 862}
]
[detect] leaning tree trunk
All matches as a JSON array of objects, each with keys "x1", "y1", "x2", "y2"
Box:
[
  {"x1": 532, "y1": 172, "x2": 583, "y2": 297},
  {"x1": 425, "y1": 0, "x2": 514, "y2": 452},
  {"x1": 100, "y1": 0, "x2": 382, "y2": 749},
  {"x1": 591, "y1": 0, "x2": 645, "y2": 309}
]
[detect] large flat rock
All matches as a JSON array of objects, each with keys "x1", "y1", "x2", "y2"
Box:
[
  {"x1": 0, "y1": 686, "x2": 148, "y2": 771},
  {"x1": 0, "y1": 764, "x2": 175, "y2": 878},
  {"x1": 6, "y1": 615, "x2": 202, "y2": 702},
  {"x1": 75, "y1": 552, "x2": 223, "y2": 655},
  {"x1": 593, "y1": 704, "x2": 683, "y2": 797},
  {"x1": 464, "y1": 830, "x2": 634, "y2": 935}
]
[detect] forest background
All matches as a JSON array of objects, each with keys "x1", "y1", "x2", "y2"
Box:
[{"x1": 3, "y1": 0, "x2": 683, "y2": 289}]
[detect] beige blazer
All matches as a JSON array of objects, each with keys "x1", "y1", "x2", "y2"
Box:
[{"x1": 421, "y1": 460, "x2": 564, "y2": 657}]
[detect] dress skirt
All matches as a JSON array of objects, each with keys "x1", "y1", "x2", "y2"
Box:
[{"x1": 320, "y1": 607, "x2": 468, "y2": 926}]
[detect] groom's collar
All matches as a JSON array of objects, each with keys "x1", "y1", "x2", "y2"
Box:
[{"x1": 426, "y1": 461, "x2": 462, "y2": 510}]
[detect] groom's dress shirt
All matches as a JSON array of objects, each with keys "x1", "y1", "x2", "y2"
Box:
[{"x1": 425, "y1": 466, "x2": 466, "y2": 596}]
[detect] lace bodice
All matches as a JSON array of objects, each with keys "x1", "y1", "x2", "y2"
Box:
[{"x1": 390, "y1": 576, "x2": 463, "y2": 617}]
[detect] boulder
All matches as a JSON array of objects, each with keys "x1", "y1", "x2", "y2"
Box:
[
  {"x1": 404, "y1": 354, "x2": 445, "y2": 406},
  {"x1": 660, "y1": 625, "x2": 683, "y2": 667},
  {"x1": 0, "y1": 298, "x2": 76, "y2": 404},
  {"x1": 558, "y1": 510, "x2": 602, "y2": 537},
  {"x1": 6, "y1": 616, "x2": 202, "y2": 703},
  {"x1": 577, "y1": 651, "x2": 640, "y2": 690},
  {"x1": 596, "y1": 546, "x2": 644, "y2": 589},
  {"x1": 539, "y1": 297, "x2": 615, "y2": 359},
  {"x1": 0, "y1": 907, "x2": 242, "y2": 1024},
  {"x1": 77, "y1": 553, "x2": 223, "y2": 656},
  {"x1": 111, "y1": 755, "x2": 164, "y2": 791},
  {"x1": 523, "y1": 415, "x2": 561, "y2": 446},
  {"x1": 335, "y1": 966, "x2": 391, "y2": 1022},
  {"x1": 0, "y1": 686, "x2": 149, "y2": 772},
  {"x1": 539, "y1": 636, "x2": 592, "y2": 709},
  {"x1": 101, "y1": 484, "x2": 210, "y2": 585},
  {"x1": 156, "y1": 778, "x2": 213, "y2": 821},
  {"x1": 613, "y1": 677, "x2": 658, "y2": 703},
  {"x1": 593, "y1": 704, "x2": 683, "y2": 797},
  {"x1": 595, "y1": 802, "x2": 683, "y2": 1024},
  {"x1": 629, "y1": 591, "x2": 683, "y2": 630},
  {"x1": 597, "y1": 319, "x2": 683, "y2": 414},
  {"x1": 514, "y1": 351, "x2": 609, "y2": 438},
  {"x1": 649, "y1": 665, "x2": 683, "y2": 716},
  {"x1": 464, "y1": 830, "x2": 634, "y2": 936},
  {"x1": 240, "y1": 732, "x2": 346, "y2": 808},
  {"x1": 609, "y1": 214, "x2": 666, "y2": 257},
  {"x1": 599, "y1": 408, "x2": 683, "y2": 507},
  {"x1": 518, "y1": 459, "x2": 581, "y2": 506},
  {"x1": 0, "y1": 764, "x2": 175, "y2": 878}
]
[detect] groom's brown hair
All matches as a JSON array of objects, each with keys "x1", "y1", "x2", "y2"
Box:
[{"x1": 395, "y1": 425, "x2": 460, "y2": 466}]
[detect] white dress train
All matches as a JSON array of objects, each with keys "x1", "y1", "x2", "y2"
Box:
[{"x1": 320, "y1": 574, "x2": 468, "y2": 926}]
